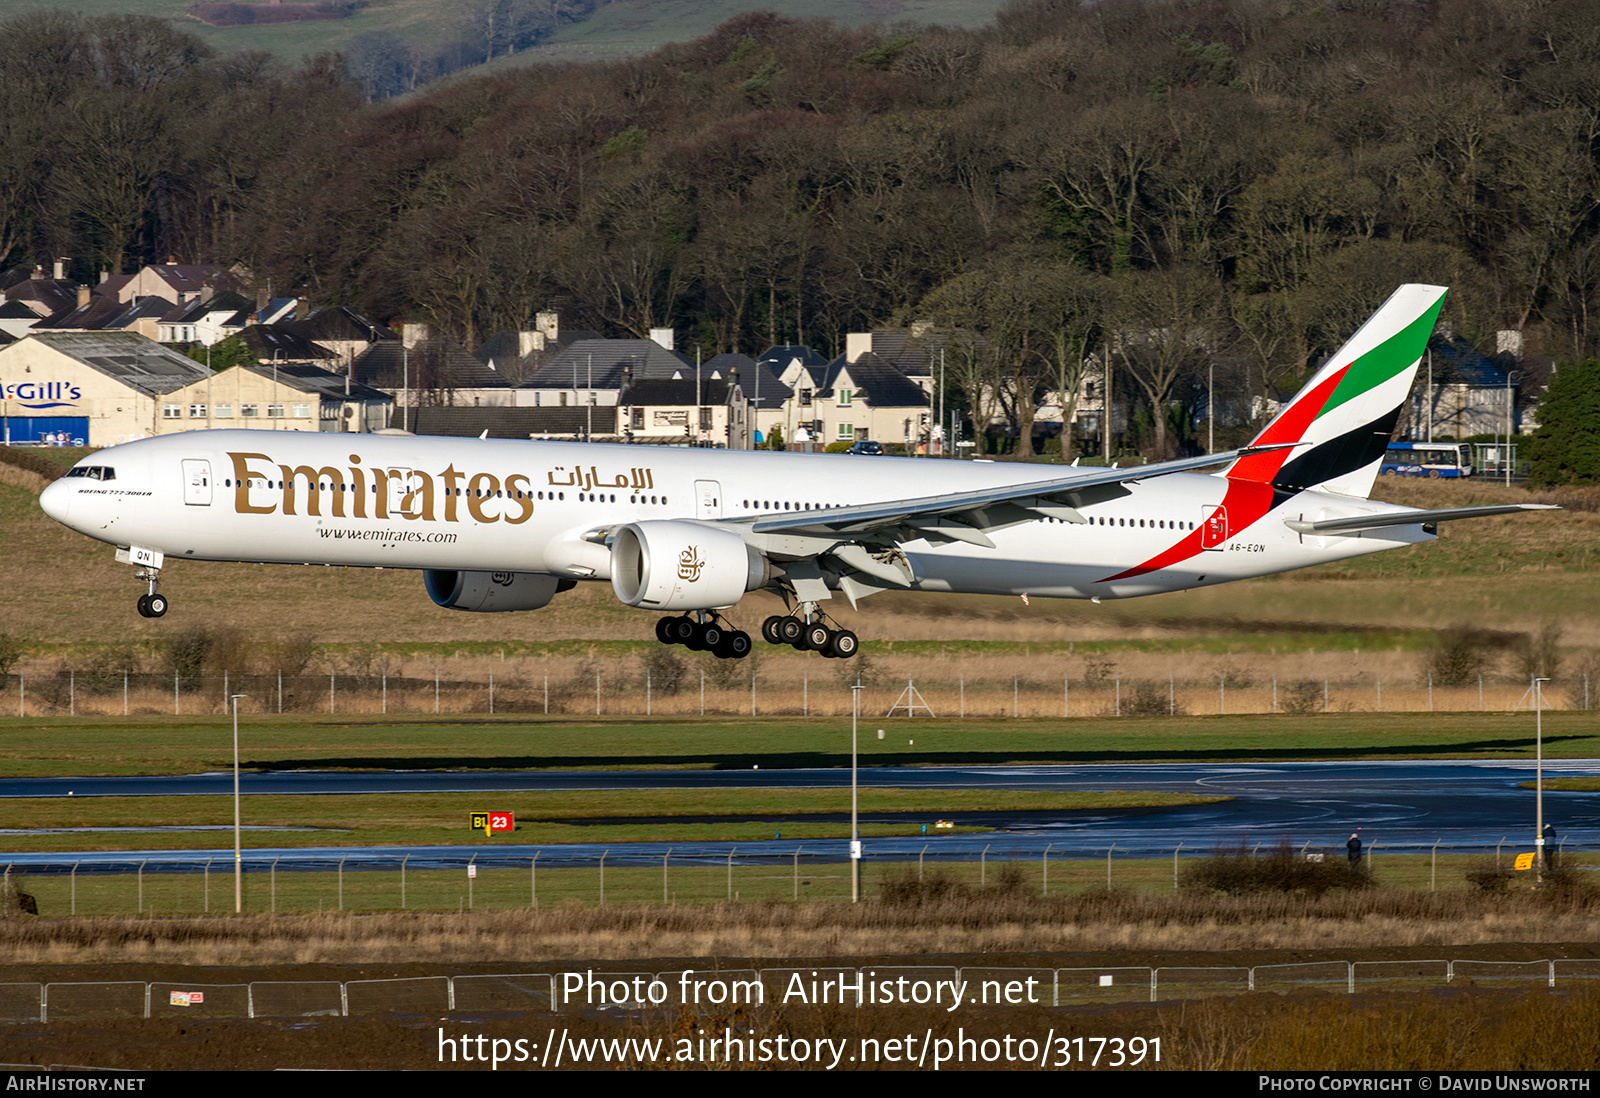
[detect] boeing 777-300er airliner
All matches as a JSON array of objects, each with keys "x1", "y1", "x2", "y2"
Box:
[{"x1": 40, "y1": 284, "x2": 1554, "y2": 660}]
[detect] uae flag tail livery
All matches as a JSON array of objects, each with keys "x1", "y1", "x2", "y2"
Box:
[{"x1": 1226, "y1": 283, "x2": 1449, "y2": 503}]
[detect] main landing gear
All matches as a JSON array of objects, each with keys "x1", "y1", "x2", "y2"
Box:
[
  {"x1": 655, "y1": 612, "x2": 752, "y2": 660},
  {"x1": 762, "y1": 607, "x2": 858, "y2": 659},
  {"x1": 134, "y1": 569, "x2": 168, "y2": 618}
]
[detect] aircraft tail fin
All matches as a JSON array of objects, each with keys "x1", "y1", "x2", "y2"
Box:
[{"x1": 1225, "y1": 284, "x2": 1448, "y2": 500}]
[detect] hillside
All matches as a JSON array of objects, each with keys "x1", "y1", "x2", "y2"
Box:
[{"x1": 3, "y1": 0, "x2": 1007, "y2": 72}]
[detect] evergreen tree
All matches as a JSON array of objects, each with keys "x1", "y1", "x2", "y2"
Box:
[{"x1": 1526, "y1": 361, "x2": 1600, "y2": 485}]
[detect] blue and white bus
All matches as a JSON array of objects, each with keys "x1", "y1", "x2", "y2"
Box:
[{"x1": 1381, "y1": 442, "x2": 1473, "y2": 477}]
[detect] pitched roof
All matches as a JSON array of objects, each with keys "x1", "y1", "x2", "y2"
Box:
[
  {"x1": 866, "y1": 327, "x2": 984, "y2": 377},
  {"x1": 352, "y1": 339, "x2": 511, "y2": 390},
  {"x1": 280, "y1": 306, "x2": 398, "y2": 344},
  {"x1": 158, "y1": 290, "x2": 254, "y2": 326},
  {"x1": 13, "y1": 332, "x2": 210, "y2": 396},
  {"x1": 35, "y1": 294, "x2": 175, "y2": 331},
  {"x1": 4, "y1": 274, "x2": 80, "y2": 317},
  {"x1": 236, "y1": 362, "x2": 390, "y2": 402},
  {"x1": 237, "y1": 324, "x2": 338, "y2": 362},
  {"x1": 620, "y1": 378, "x2": 738, "y2": 405},
  {"x1": 521, "y1": 339, "x2": 694, "y2": 389},
  {"x1": 825, "y1": 352, "x2": 929, "y2": 408},
  {"x1": 1428, "y1": 334, "x2": 1510, "y2": 387},
  {"x1": 408, "y1": 406, "x2": 618, "y2": 439}
]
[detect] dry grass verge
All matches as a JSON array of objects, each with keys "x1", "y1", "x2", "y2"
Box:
[{"x1": 4, "y1": 886, "x2": 1598, "y2": 965}]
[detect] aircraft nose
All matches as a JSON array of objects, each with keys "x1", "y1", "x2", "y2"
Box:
[{"x1": 38, "y1": 478, "x2": 72, "y2": 525}]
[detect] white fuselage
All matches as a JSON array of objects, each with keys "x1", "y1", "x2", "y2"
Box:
[{"x1": 39, "y1": 429, "x2": 1430, "y2": 605}]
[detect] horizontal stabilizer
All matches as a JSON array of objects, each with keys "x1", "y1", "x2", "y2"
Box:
[{"x1": 1284, "y1": 504, "x2": 1559, "y2": 535}]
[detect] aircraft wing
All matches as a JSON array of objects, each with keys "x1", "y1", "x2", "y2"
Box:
[
  {"x1": 744, "y1": 443, "x2": 1292, "y2": 550},
  {"x1": 1283, "y1": 503, "x2": 1559, "y2": 535}
]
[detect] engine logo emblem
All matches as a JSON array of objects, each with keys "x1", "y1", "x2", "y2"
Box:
[{"x1": 678, "y1": 546, "x2": 704, "y2": 582}]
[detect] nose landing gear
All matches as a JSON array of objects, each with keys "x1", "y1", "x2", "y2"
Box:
[{"x1": 134, "y1": 568, "x2": 167, "y2": 618}]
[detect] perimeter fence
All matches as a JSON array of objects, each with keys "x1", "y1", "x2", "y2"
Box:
[
  {"x1": 2, "y1": 841, "x2": 1588, "y2": 916},
  {"x1": 1, "y1": 664, "x2": 1591, "y2": 719},
  {"x1": 1, "y1": 957, "x2": 1598, "y2": 1023}
]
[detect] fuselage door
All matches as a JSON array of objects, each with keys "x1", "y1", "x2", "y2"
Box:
[
  {"x1": 1201, "y1": 504, "x2": 1228, "y2": 550},
  {"x1": 181, "y1": 459, "x2": 212, "y2": 506},
  {"x1": 695, "y1": 480, "x2": 722, "y2": 520},
  {"x1": 387, "y1": 468, "x2": 414, "y2": 516}
]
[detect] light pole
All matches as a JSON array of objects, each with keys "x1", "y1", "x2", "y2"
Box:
[
  {"x1": 1504, "y1": 369, "x2": 1519, "y2": 487},
  {"x1": 231, "y1": 693, "x2": 247, "y2": 912},
  {"x1": 850, "y1": 680, "x2": 862, "y2": 903},
  {"x1": 1534, "y1": 677, "x2": 1548, "y2": 882}
]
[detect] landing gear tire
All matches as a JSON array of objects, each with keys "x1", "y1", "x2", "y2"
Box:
[
  {"x1": 803, "y1": 623, "x2": 832, "y2": 652},
  {"x1": 778, "y1": 617, "x2": 805, "y2": 646},
  {"x1": 665, "y1": 617, "x2": 696, "y2": 645},
  {"x1": 655, "y1": 617, "x2": 675, "y2": 644},
  {"x1": 762, "y1": 616, "x2": 786, "y2": 645},
  {"x1": 698, "y1": 622, "x2": 724, "y2": 653},
  {"x1": 714, "y1": 629, "x2": 751, "y2": 659},
  {"x1": 136, "y1": 594, "x2": 152, "y2": 618},
  {"x1": 146, "y1": 593, "x2": 168, "y2": 618},
  {"x1": 828, "y1": 629, "x2": 859, "y2": 659}
]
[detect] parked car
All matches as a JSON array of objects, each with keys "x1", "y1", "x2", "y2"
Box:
[{"x1": 846, "y1": 440, "x2": 884, "y2": 455}]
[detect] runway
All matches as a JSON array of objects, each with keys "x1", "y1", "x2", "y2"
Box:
[{"x1": 3, "y1": 759, "x2": 1597, "y2": 868}]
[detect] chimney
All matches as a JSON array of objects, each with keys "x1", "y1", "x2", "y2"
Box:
[
  {"x1": 99, "y1": 267, "x2": 109, "y2": 285},
  {"x1": 30, "y1": 265, "x2": 42, "y2": 280},
  {"x1": 77, "y1": 285, "x2": 90, "y2": 308},
  {"x1": 53, "y1": 258, "x2": 66, "y2": 281},
  {"x1": 1497, "y1": 329, "x2": 1524, "y2": 358},
  {"x1": 296, "y1": 296, "x2": 309, "y2": 320},
  {"x1": 649, "y1": 327, "x2": 674, "y2": 351},
  {"x1": 518, "y1": 330, "x2": 540, "y2": 357},
  {"x1": 200, "y1": 282, "x2": 213, "y2": 303},
  {"x1": 256, "y1": 288, "x2": 269, "y2": 315},
  {"x1": 846, "y1": 332, "x2": 872, "y2": 363},
  {"x1": 402, "y1": 321, "x2": 429, "y2": 348},
  {"x1": 536, "y1": 311, "x2": 559, "y2": 341}
]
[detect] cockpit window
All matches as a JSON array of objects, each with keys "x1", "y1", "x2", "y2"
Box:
[{"x1": 65, "y1": 466, "x2": 115, "y2": 481}]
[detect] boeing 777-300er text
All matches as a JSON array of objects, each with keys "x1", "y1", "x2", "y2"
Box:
[{"x1": 40, "y1": 284, "x2": 1554, "y2": 660}]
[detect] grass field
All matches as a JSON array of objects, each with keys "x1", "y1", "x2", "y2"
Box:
[{"x1": 0, "y1": 710, "x2": 1595, "y2": 778}]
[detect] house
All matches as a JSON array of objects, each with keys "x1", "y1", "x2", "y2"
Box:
[
  {"x1": 474, "y1": 312, "x2": 599, "y2": 382},
  {"x1": 157, "y1": 362, "x2": 392, "y2": 435},
  {"x1": 617, "y1": 377, "x2": 751, "y2": 447},
  {"x1": 95, "y1": 260, "x2": 249, "y2": 307},
  {"x1": 776, "y1": 350, "x2": 930, "y2": 448},
  {"x1": 155, "y1": 290, "x2": 255, "y2": 346},
  {"x1": 1411, "y1": 334, "x2": 1517, "y2": 439},
  {"x1": 515, "y1": 339, "x2": 695, "y2": 409},
  {"x1": 1, "y1": 262, "x2": 81, "y2": 318},
  {"x1": 280, "y1": 306, "x2": 398, "y2": 365},
  {"x1": 351, "y1": 337, "x2": 515, "y2": 421}
]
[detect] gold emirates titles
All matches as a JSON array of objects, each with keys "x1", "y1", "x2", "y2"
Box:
[{"x1": 226, "y1": 452, "x2": 656, "y2": 525}]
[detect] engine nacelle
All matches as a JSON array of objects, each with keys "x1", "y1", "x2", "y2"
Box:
[
  {"x1": 610, "y1": 520, "x2": 767, "y2": 610},
  {"x1": 424, "y1": 570, "x2": 572, "y2": 612}
]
